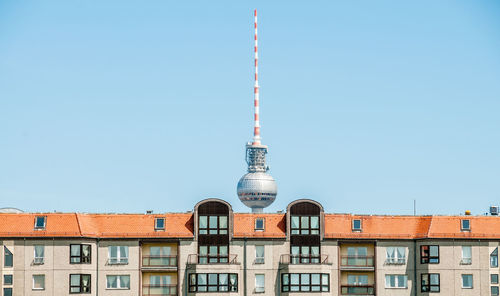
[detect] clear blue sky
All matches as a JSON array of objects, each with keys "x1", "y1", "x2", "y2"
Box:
[{"x1": 1, "y1": 1, "x2": 500, "y2": 215}]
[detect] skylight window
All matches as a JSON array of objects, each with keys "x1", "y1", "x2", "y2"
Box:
[
  {"x1": 461, "y1": 219, "x2": 470, "y2": 231},
  {"x1": 34, "y1": 216, "x2": 46, "y2": 230},
  {"x1": 352, "y1": 219, "x2": 362, "y2": 231},
  {"x1": 155, "y1": 218, "x2": 165, "y2": 230},
  {"x1": 255, "y1": 218, "x2": 265, "y2": 231}
]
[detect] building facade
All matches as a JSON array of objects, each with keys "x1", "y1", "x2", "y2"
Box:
[{"x1": 1, "y1": 198, "x2": 500, "y2": 296}]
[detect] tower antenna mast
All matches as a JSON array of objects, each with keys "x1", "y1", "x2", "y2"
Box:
[{"x1": 253, "y1": 9, "x2": 261, "y2": 145}]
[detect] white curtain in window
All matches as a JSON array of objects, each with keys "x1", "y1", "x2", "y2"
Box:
[
  {"x1": 71, "y1": 275, "x2": 80, "y2": 286},
  {"x1": 120, "y1": 275, "x2": 130, "y2": 289},
  {"x1": 255, "y1": 274, "x2": 264, "y2": 288},
  {"x1": 150, "y1": 247, "x2": 161, "y2": 256},
  {"x1": 397, "y1": 275, "x2": 407, "y2": 288},
  {"x1": 71, "y1": 245, "x2": 80, "y2": 256},
  {"x1": 109, "y1": 246, "x2": 117, "y2": 259},
  {"x1": 219, "y1": 274, "x2": 228, "y2": 285},
  {"x1": 120, "y1": 246, "x2": 128, "y2": 260},
  {"x1": 462, "y1": 246, "x2": 472, "y2": 259},
  {"x1": 82, "y1": 246, "x2": 90, "y2": 257},
  {"x1": 107, "y1": 276, "x2": 117, "y2": 288},
  {"x1": 34, "y1": 245, "x2": 44, "y2": 258},
  {"x1": 397, "y1": 247, "x2": 405, "y2": 259},
  {"x1": 256, "y1": 246, "x2": 264, "y2": 258},
  {"x1": 386, "y1": 247, "x2": 395, "y2": 260}
]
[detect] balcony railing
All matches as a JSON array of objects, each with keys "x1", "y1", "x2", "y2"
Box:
[
  {"x1": 142, "y1": 284, "x2": 177, "y2": 296},
  {"x1": 385, "y1": 257, "x2": 405, "y2": 265},
  {"x1": 341, "y1": 285, "x2": 375, "y2": 295},
  {"x1": 280, "y1": 254, "x2": 330, "y2": 264},
  {"x1": 142, "y1": 255, "x2": 178, "y2": 268},
  {"x1": 340, "y1": 256, "x2": 374, "y2": 267},
  {"x1": 187, "y1": 254, "x2": 238, "y2": 265}
]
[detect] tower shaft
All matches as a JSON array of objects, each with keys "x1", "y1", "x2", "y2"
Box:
[{"x1": 253, "y1": 9, "x2": 261, "y2": 145}]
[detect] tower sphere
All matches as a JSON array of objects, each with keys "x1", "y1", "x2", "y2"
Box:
[{"x1": 237, "y1": 172, "x2": 277, "y2": 212}]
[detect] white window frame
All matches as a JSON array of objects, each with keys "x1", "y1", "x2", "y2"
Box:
[
  {"x1": 385, "y1": 274, "x2": 408, "y2": 289},
  {"x1": 106, "y1": 275, "x2": 131, "y2": 290},
  {"x1": 255, "y1": 274, "x2": 265, "y2": 293},
  {"x1": 352, "y1": 219, "x2": 362, "y2": 231},
  {"x1": 255, "y1": 245, "x2": 265, "y2": 264},
  {"x1": 32, "y1": 274, "x2": 45, "y2": 290},
  {"x1": 386, "y1": 247, "x2": 406, "y2": 264},
  {"x1": 461, "y1": 219, "x2": 470, "y2": 231},
  {"x1": 108, "y1": 246, "x2": 129, "y2": 264},
  {"x1": 255, "y1": 218, "x2": 265, "y2": 231},
  {"x1": 155, "y1": 218, "x2": 165, "y2": 230},
  {"x1": 461, "y1": 246, "x2": 472, "y2": 265},
  {"x1": 34, "y1": 216, "x2": 46, "y2": 230},
  {"x1": 33, "y1": 245, "x2": 44, "y2": 265},
  {"x1": 461, "y1": 274, "x2": 473, "y2": 289}
]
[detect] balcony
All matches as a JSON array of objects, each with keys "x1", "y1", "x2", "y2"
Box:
[
  {"x1": 341, "y1": 285, "x2": 375, "y2": 295},
  {"x1": 280, "y1": 254, "x2": 330, "y2": 265},
  {"x1": 142, "y1": 256, "x2": 177, "y2": 270},
  {"x1": 385, "y1": 258, "x2": 405, "y2": 265},
  {"x1": 340, "y1": 256, "x2": 374, "y2": 270},
  {"x1": 187, "y1": 254, "x2": 239, "y2": 265},
  {"x1": 142, "y1": 284, "x2": 177, "y2": 296}
]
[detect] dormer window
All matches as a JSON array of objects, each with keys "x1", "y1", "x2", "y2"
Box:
[
  {"x1": 34, "y1": 216, "x2": 46, "y2": 230},
  {"x1": 352, "y1": 219, "x2": 362, "y2": 231},
  {"x1": 461, "y1": 219, "x2": 470, "y2": 231},
  {"x1": 255, "y1": 218, "x2": 265, "y2": 231},
  {"x1": 155, "y1": 218, "x2": 165, "y2": 231}
]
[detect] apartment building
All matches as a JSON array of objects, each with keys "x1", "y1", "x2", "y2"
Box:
[{"x1": 1, "y1": 198, "x2": 500, "y2": 295}]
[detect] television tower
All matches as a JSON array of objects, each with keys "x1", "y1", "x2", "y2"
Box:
[{"x1": 237, "y1": 10, "x2": 277, "y2": 213}]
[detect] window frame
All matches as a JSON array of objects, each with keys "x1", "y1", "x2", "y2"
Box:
[
  {"x1": 198, "y1": 245, "x2": 229, "y2": 264},
  {"x1": 107, "y1": 246, "x2": 129, "y2": 265},
  {"x1": 198, "y1": 215, "x2": 229, "y2": 235},
  {"x1": 3, "y1": 274, "x2": 13, "y2": 285},
  {"x1": 492, "y1": 286, "x2": 500, "y2": 296},
  {"x1": 420, "y1": 245, "x2": 439, "y2": 264},
  {"x1": 492, "y1": 248, "x2": 499, "y2": 268},
  {"x1": 421, "y1": 273, "x2": 440, "y2": 293},
  {"x1": 4, "y1": 246, "x2": 13, "y2": 267},
  {"x1": 106, "y1": 275, "x2": 131, "y2": 290},
  {"x1": 385, "y1": 274, "x2": 408, "y2": 289},
  {"x1": 461, "y1": 219, "x2": 471, "y2": 231},
  {"x1": 254, "y1": 218, "x2": 265, "y2": 231},
  {"x1": 385, "y1": 247, "x2": 406, "y2": 264},
  {"x1": 188, "y1": 273, "x2": 238, "y2": 292},
  {"x1": 461, "y1": 274, "x2": 473, "y2": 289},
  {"x1": 352, "y1": 219, "x2": 362, "y2": 231},
  {"x1": 34, "y1": 216, "x2": 46, "y2": 230},
  {"x1": 69, "y1": 274, "x2": 91, "y2": 294},
  {"x1": 290, "y1": 215, "x2": 320, "y2": 235},
  {"x1": 70, "y1": 244, "x2": 92, "y2": 264},
  {"x1": 281, "y1": 273, "x2": 330, "y2": 292},
  {"x1": 255, "y1": 274, "x2": 265, "y2": 293},
  {"x1": 32, "y1": 274, "x2": 45, "y2": 290},
  {"x1": 491, "y1": 274, "x2": 499, "y2": 284},
  {"x1": 33, "y1": 245, "x2": 45, "y2": 265},
  {"x1": 461, "y1": 246, "x2": 472, "y2": 265},
  {"x1": 3, "y1": 288, "x2": 12, "y2": 296},
  {"x1": 154, "y1": 218, "x2": 165, "y2": 231},
  {"x1": 255, "y1": 245, "x2": 265, "y2": 264}
]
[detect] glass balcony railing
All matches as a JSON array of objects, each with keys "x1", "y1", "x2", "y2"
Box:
[
  {"x1": 340, "y1": 256, "x2": 374, "y2": 267},
  {"x1": 142, "y1": 256, "x2": 177, "y2": 268},
  {"x1": 142, "y1": 284, "x2": 177, "y2": 296},
  {"x1": 341, "y1": 285, "x2": 375, "y2": 295},
  {"x1": 279, "y1": 254, "x2": 330, "y2": 264}
]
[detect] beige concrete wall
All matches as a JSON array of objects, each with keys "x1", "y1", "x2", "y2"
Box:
[{"x1": 376, "y1": 241, "x2": 415, "y2": 296}]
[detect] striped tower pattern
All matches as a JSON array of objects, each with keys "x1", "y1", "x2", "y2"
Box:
[{"x1": 252, "y1": 9, "x2": 261, "y2": 145}]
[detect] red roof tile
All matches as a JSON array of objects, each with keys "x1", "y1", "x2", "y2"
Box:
[{"x1": 233, "y1": 213, "x2": 285, "y2": 238}]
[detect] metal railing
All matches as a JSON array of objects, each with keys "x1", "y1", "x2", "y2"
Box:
[
  {"x1": 33, "y1": 257, "x2": 44, "y2": 265},
  {"x1": 280, "y1": 254, "x2": 330, "y2": 264},
  {"x1": 341, "y1": 285, "x2": 375, "y2": 295},
  {"x1": 142, "y1": 255, "x2": 177, "y2": 268},
  {"x1": 340, "y1": 256, "x2": 374, "y2": 267},
  {"x1": 187, "y1": 254, "x2": 238, "y2": 264},
  {"x1": 142, "y1": 284, "x2": 177, "y2": 296},
  {"x1": 107, "y1": 258, "x2": 129, "y2": 265},
  {"x1": 385, "y1": 258, "x2": 405, "y2": 265}
]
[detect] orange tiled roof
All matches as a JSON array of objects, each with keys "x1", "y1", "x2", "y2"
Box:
[
  {"x1": 233, "y1": 213, "x2": 286, "y2": 238},
  {"x1": 0, "y1": 212, "x2": 498, "y2": 239}
]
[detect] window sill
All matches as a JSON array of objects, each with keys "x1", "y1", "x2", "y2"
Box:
[
  {"x1": 32, "y1": 288, "x2": 45, "y2": 291},
  {"x1": 106, "y1": 288, "x2": 131, "y2": 290},
  {"x1": 385, "y1": 287, "x2": 408, "y2": 289}
]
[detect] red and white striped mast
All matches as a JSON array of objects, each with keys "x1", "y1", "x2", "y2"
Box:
[{"x1": 252, "y1": 9, "x2": 261, "y2": 146}]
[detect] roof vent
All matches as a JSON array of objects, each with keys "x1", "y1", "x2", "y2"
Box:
[
  {"x1": 490, "y1": 206, "x2": 499, "y2": 216},
  {"x1": 464, "y1": 210, "x2": 471, "y2": 216},
  {"x1": 146, "y1": 210, "x2": 153, "y2": 214}
]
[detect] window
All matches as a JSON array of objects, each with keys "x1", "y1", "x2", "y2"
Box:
[
  {"x1": 33, "y1": 275, "x2": 45, "y2": 290},
  {"x1": 492, "y1": 274, "x2": 498, "y2": 284},
  {"x1": 461, "y1": 246, "x2": 472, "y2": 264},
  {"x1": 386, "y1": 247, "x2": 405, "y2": 264},
  {"x1": 155, "y1": 218, "x2": 165, "y2": 230},
  {"x1": 462, "y1": 274, "x2": 473, "y2": 289},
  {"x1": 146, "y1": 246, "x2": 176, "y2": 266},
  {"x1": 291, "y1": 215, "x2": 320, "y2": 235},
  {"x1": 34, "y1": 245, "x2": 44, "y2": 264},
  {"x1": 34, "y1": 216, "x2": 46, "y2": 229},
  {"x1": 421, "y1": 273, "x2": 440, "y2": 292},
  {"x1": 199, "y1": 215, "x2": 228, "y2": 235},
  {"x1": 352, "y1": 219, "x2": 362, "y2": 231},
  {"x1": 255, "y1": 274, "x2": 265, "y2": 293},
  {"x1": 344, "y1": 247, "x2": 373, "y2": 266},
  {"x1": 281, "y1": 273, "x2": 329, "y2": 292},
  {"x1": 461, "y1": 219, "x2": 470, "y2": 231},
  {"x1": 421, "y1": 245, "x2": 439, "y2": 264},
  {"x1": 385, "y1": 275, "x2": 408, "y2": 288},
  {"x1": 255, "y1": 245, "x2": 264, "y2": 264},
  {"x1": 108, "y1": 246, "x2": 128, "y2": 264},
  {"x1": 198, "y1": 245, "x2": 228, "y2": 264},
  {"x1": 492, "y1": 286, "x2": 499, "y2": 296},
  {"x1": 188, "y1": 273, "x2": 238, "y2": 292},
  {"x1": 106, "y1": 275, "x2": 130, "y2": 289},
  {"x1": 4, "y1": 275, "x2": 13, "y2": 285},
  {"x1": 70, "y1": 274, "x2": 91, "y2": 293},
  {"x1": 492, "y1": 248, "x2": 498, "y2": 268},
  {"x1": 4, "y1": 246, "x2": 13, "y2": 267},
  {"x1": 70, "y1": 244, "x2": 91, "y2": 264},
  {"x1": 255, "y1": 218, "x2": 265, "y2": 231},
  {"x1": 291, "y1": 245, "x2": 320, "y2": 264},
  {"x1": 3, "y1": 288, "x2": 12, "y2": 296}
]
